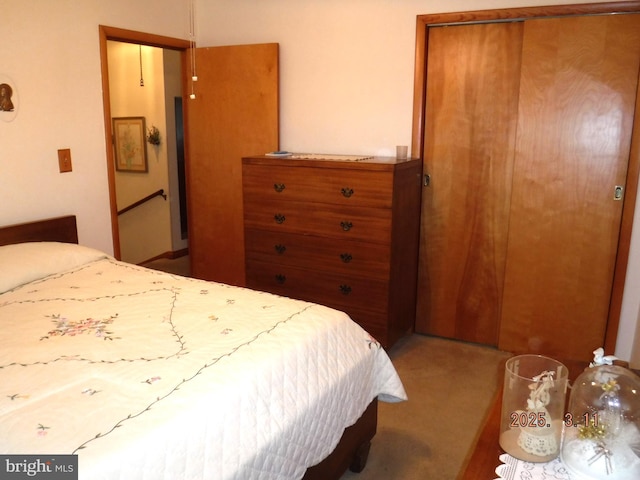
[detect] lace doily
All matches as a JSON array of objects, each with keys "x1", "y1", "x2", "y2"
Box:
[
  {"x1": 518, "y1": 427, "x2": 559, "y2": 457},
  {"x1": 495, "y1": 453, "x2": 574, "y2": 480}
]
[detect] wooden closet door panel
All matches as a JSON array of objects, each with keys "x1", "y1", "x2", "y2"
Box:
[
  {"x1": 186, "y1": 44, "x2": 279, "y2": 286},
  {"x1": 499, "y1": 15, "x2": 640, "y2": 361},
  {"x1": 415, "y1": 23, "x2": 523, "y2": 344}
]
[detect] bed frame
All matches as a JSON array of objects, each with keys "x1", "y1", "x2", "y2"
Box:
[
  {"x1": 0, "y1": 215, "x2": 378, "y2": 479},
  {"x1": 0, "y1": 215, "x2": 78, "y2": 245}
]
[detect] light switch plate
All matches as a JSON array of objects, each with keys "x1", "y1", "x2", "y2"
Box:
[{"x1": 58, "y1": 148, "x2": 72, "y2": 173}]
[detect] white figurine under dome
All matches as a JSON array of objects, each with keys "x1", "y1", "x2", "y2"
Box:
[
  {"x1": 561, "y1": 348, "x2": 640, "y2": 480},
  {"x1": 517, "y1": 370, "x2": 560, "y2": 457}
]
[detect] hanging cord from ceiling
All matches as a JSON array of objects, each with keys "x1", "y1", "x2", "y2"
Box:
[
  {"x1": 189, "y1": 0, "x2": 197, "y2": 99},
  {"x1": 139, "y1": 44, "x2": 144, "y2": 87}
]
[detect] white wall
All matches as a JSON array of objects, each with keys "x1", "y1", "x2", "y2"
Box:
[
  {"x1": 623, "y1": 196, "x2": 640, "y2": 367},
  {"x1": 196, "y1": 0, "x2": 621, "y2": 156},
  {"x1": 1, "y1": 0, "x2": 637, "y2": 361},
  {"x1": 0, "y1": 0, "x2": 189, "y2": 254}
]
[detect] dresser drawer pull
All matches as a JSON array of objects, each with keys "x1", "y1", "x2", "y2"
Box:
[
  {"x1": 275, "y1": 274, "x2": 286, "y2": 284},
  {"x1": 274, "y1": 244, "x2": 287, "y2": 254},
  {"x1": 340, "y1": 253, "x2": 353, "y2": 263},
  {"x1": 341, "y1": 187, "x2": 354, "y2": 198},
  {"x1": 274, "y1": 213, "x2": 286, "y2": 224},
  {"x1": 274, "y1": 183, "x2": 286, "y2": 193},
  {"x1": 339, "y1": 284, "x2": 352, "y2": 295},
  {"x1": 340, "y1": 221, "x2": 353, "y2": 231}
]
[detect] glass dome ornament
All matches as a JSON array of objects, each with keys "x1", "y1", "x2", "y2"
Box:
[{"x1": 561, "y1": 349, "x2": 640, "y2": 479}]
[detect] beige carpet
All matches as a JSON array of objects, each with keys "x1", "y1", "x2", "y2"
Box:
[
  {"x1": 341, "y1": 334, "x2": 512, "y2": 480},
  {"x1": 140, "y1": 255, "x2": 190, "y2": 276}
]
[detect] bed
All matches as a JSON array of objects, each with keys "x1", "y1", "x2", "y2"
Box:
[{"x1": 0, "y1": 216, "x2": 407, "y2": 480}]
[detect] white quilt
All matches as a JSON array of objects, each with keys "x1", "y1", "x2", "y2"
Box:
[{"x1": 0, "y1": 243, "x2": 407, "y2": 479}]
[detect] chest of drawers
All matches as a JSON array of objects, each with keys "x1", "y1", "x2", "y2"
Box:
[{"x1": 242, "y1": 154, "x2": 422, "y2": 348}]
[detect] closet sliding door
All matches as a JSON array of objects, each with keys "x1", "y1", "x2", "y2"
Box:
[
  {"x1": 499, "y1": 15, "x2": 640, "y2": 360},
  {"x1": 415, "y1": 11, "x2": 640, "y2": 362},
  {"x1": 415, "y1": 22, "x2": 523, "y2": 346}
]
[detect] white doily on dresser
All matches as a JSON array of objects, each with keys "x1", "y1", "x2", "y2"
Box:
[{"x1": 495, "y1": 454, "x2": 574, "y2": 480}]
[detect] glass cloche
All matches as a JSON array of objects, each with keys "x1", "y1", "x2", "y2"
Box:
[{"x1": 561, "y1": 350, "x2": 640, "y2": 479}]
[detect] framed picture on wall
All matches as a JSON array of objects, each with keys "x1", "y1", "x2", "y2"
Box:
[{"x1": 113, "y1": 116, "x2": 148, "y2": 172}]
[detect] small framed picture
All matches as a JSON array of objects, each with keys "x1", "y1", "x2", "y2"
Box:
[{"x1": 113, "y1": 117, "x2": 148, "y2": 172}]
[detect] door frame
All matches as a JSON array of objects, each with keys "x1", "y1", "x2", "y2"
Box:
[
  {"x1": 98, "y1": 25, "x2": 191, "y2": 259},
  {"x1": 411, "y1": 1, "x2": 640, "y2": 354}
]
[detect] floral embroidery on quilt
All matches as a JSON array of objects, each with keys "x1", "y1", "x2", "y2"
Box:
[
  {"x1": 40, "y1": 313, "x2": 120, "y2": 341},
  {"x1": 7, "y1": 393, "x2": 29, "y2": 401},
  {"x1": 70, "y1": 302, "x2": 316, "y2": 454},
  {"x1": 366, "y1": 335, "x2": 381, "y2": 349},
  {"x1": 2, "y1": 256, "x2": 321, "y2": 454}
]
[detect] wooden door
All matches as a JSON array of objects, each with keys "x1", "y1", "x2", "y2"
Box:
[
  {"x1": 414, "y1": 23, "x2": 523, "y2": 345},
  {"x1": 499, "y1": 15, "x2": 640, "y2": 360},
  {"x1": 185, "y1": 43, "x2": 279, "y2": 286}
]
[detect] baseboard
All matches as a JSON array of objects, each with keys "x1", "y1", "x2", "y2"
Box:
[{"x1": 140, "y1": 248, "x2": 189, "y2": 265}]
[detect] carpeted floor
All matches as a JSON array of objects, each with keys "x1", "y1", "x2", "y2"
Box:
[
  {"x1": 141, "y1": 255, "x2": 191, "y2": 276},
  {"x1": 142, "y1": 256, "x2": 512, "y2": 479},
  {"x1": 340, "y1": 334, "x2": 512, "y2": 480}
]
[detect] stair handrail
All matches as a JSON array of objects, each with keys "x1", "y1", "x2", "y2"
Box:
[{"x1": 117, "y1": 189, "x2": 167, "y2": 215}]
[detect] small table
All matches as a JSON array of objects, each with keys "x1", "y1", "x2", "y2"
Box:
[
  {"x1": 459, "y1": 389, "x2": 504, "y2": 479},
  {"x1": 459, "y1": 359, "x2": 589, "y2": 479}
]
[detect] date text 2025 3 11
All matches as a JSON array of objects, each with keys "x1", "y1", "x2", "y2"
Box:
[{"x1": 509, "y1": 411, "x2": 598, "y2": 428}]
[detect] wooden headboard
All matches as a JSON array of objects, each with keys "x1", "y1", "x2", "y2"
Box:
[{"x1": 0, "y1": 216, "x2": 78, "y2": 246}]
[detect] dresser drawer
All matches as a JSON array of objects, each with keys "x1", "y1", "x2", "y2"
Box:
[
  {"x1": 245, "y1": 229, "x2": 390, "y2": 278},
  {"x1": 243, "y1": 164, "x2": 393, "y2": 208},
  {"x1": 244, "y1": 200, "x2": 392, "y2": 244},
  {"x1": 245, "y1": 260, "x2": 389, "y2": 314},
  {"x1": 243, "y1": 155, "x2": 421, "y2": 349}
]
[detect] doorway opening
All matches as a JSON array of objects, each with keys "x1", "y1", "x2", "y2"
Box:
[{"x1": 98, "y1": 26, "x2": 190, "y2": 264}]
